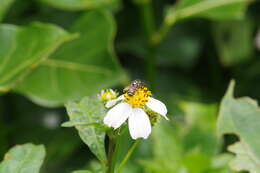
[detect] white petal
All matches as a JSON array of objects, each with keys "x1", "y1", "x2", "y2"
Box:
[
  {"x1": 103, "y1": 102, "x2": 132, "y2": 129},
  {"x1": 105, "y1": 99, "x2": 117, "y2": 108},
  {"x1": 128, "y1": 108, "x2": 151, "y2": 139},
  {"x1": 109, "y1": 89, "x2": 116, "y2": 95},
  {"x1": 146, "y1": 97, "x2": 168, "y2": 120},
  {"x1": 105, "y1": 95, "x2": 125, "y2": 108}
]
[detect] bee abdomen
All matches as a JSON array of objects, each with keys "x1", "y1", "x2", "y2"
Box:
[{"x1": 127, "y1": 90, "x2": 135, "y2": 96}]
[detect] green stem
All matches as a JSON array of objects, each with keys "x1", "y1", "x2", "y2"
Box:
[
  {"x1": 107, "y1": 127, "x2": 128, "y2": 173},
  {"x1": 153, "y1": 6, "x2": 180, "y2": 45},
  {"x1": 137, "y1": 0, "x2": 155, "y2": 43},
  {"x1": 153, "y1": 16, "x2": 176, "y2": 45},
  {"x1": 115, "y1": 140, "x2": 141, "y2": 173},
  {"x1": 145, "y1": 47, "x2": 156, "y2": 90},
  {"x1": 107, "y1": 137, "x2": 115, "y2": 173},
  {"x1": 135, "y1": 0, "x2": 156, "y2": 89}
]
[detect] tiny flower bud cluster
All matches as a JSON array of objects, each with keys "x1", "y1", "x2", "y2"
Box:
[{"x1": 98, "y1": 89, "x2": 118, "y2": 102}]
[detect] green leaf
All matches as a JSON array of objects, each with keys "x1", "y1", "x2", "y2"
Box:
[
  {"x1": 40, "y1": 0, "x2": 120, "y2": 11},
  {"x1": 65, "y1": 96, "x2": 107, "y2": 164},
  {"x1": 15, "y1": 10, "x2": 126, "y2": 107},
  {"x1": 217, "y1": 80, "x2": 260, "y2": 173},
  {"x1": 85, "y1": 160, "x2": 107, "y2": 173},
  {"x1": 211, "y1": 153, "x2": 233, "y2": 170},
  {"x1": 0, "y1": 22, "x2": 75, "y2": 93},
  {"x1": 140, "y1": 102, "x2": 224, "y2": 173},
  {"x1": 0, "y1": 0, "x2": 15, "y2": 21},
  {"x1": 139, "y1": 122, "x2": 182, "y2": 173},
  {"x1": 182, "y1": 152, "x2": 211, "y2": 173},
  {"x1": 166, "y1": 0, "x2": 251, "y2": 24},
  {"x1": 0, "y1": 143, "x2": 46, "y2": 173},
  {"x1": 151, "y1": 122, "x2": 182, "y2": 170},
  {"x1": 228, "y1": 142, "x2": 258, "y2": 173},
  {"x1": 213, "y1": 19, "x2": 253, "y2": 66},
  {"x1": 72, "y1": 171, "x2": 92, "y2": 173},
  {"x1": 180, "y1": 102, "x2": 221, "y2": 156}
]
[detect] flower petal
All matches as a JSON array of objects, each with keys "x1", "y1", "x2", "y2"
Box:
[
  {"x1": 105, "y1": 95, "x2": 124, "y2": 108},
  {"x1": 128, "y1": 108, "x2": 151, "y2": 139},
  {"x1": 105, "y1": 99, "x2": 117, "y2": 108},
  {"x1": 103, "y1": 102, "x2": 132, "y2": 129},
  {"x1": 146, "y1": 97, "x2": 168, "y2": 120}
]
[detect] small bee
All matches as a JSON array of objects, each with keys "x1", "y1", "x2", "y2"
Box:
[{"x1": 123, "y1": 79, "x2": 144, "y2": 96}]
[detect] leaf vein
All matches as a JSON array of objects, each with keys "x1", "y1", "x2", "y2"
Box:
[{"x1": 42, "y1": 59, "x2": 112, "y2": 75}]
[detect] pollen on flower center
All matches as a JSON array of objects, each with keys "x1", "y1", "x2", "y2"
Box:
[{"x1": 124, "y1": 87, "x2": 152, "y2": 108}]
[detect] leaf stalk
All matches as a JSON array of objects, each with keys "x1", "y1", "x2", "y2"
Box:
[{"x1": 115, "y1": 139, "x2": 141, "y2": 173}]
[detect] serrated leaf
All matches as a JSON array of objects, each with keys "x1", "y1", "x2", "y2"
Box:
[
  {"x1": 0, "y1": 22, "x2": 75, "y2": 93},
  {"x1": 217, "y1": 80, "x2": 260, "y2": 173},
  {"x1": 167, "y1": 0, "x2": 251, "y2": 23},
  {"x1": 0, "y1": 143, "x2": 46, "y2": 173},
  {"x1": 0, "y1": 0, "x2": 15, "y2": 21},
  {"x1": 15, "y1": 10, "x2": 126, "y2": 107},
  {"x1": 40, "y1": 0, "x2": 120, "y2": 11},
  {"x1": 213, "y1": 19, "x2": 253, "y2": 66},
  {"x1": 65, "y1": 96, "x2": 107, "y2": 164},
  {"x1": 211, "y1": 153, "x2": 233, "y2": 169},
  {"x1": 228, "y1": 142, "x2": 259, "y2": 173}
]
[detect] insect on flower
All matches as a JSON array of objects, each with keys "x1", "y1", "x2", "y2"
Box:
[
  {"x1": 123, "y1": 79, "x2": 144, "y2": 96},
  {"x1": 103, "y1": 80, "x2": 168, "y2": 139}
]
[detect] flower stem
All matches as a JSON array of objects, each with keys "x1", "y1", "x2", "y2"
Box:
[
  {"x1": 107, "y1": 137, "x2": 115, "y2": 173},
  {"x1": 135, "y1": 0, "x2": 156, "y2": 89},
  {"x1": 137, "y1": 0, "x2": 155, "y2": 44},
  {"x1": 153, "y1": 13, "x2": 177, "y2": 45},
  {"x1": 115, "y1": 139, "x2": 141, "y2": 173},
  {"x1": 153, "y1": 20, "x2": 173, "y2": 45}
]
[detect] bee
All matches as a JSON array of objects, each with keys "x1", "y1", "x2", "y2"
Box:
[{"x1": 123, "y1": 79, "x2": 144, "y2": 96}]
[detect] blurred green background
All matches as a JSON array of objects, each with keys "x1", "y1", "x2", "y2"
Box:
[{"x1": 1, "y1": 0, "x2": 260, "y2": 172}]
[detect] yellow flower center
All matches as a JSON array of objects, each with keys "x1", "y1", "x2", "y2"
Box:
[
  {"x1": 124, "y1": 87, "x2": 152, "y2": 108},
  {"x1": 100, "y1": 89, "x2": 117, "y2": 102}
]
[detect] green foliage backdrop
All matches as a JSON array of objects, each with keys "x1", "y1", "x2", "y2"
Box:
[{"x1": 1, "y1": 0, "x2": 260, "y2": 172}]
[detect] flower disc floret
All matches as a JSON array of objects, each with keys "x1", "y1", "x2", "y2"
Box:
[{"x1": 124, "y1": 87, "x2": 152, "y2": 108}]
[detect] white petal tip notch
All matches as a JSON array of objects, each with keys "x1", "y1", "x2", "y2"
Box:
[
  {"x1": 146, "y1": 97, "x2": 168, "y2": 120},
  {"x1": 103, "y1": 102, "x2": 132, "y2": 129},
  {"x1": 128, "y1": 108, "x2": 152, "y2": 140}
]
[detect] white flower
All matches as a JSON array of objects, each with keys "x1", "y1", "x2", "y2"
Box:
[{"x1": 103, "y1": 86, "x2": 168, "y2": 139}]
